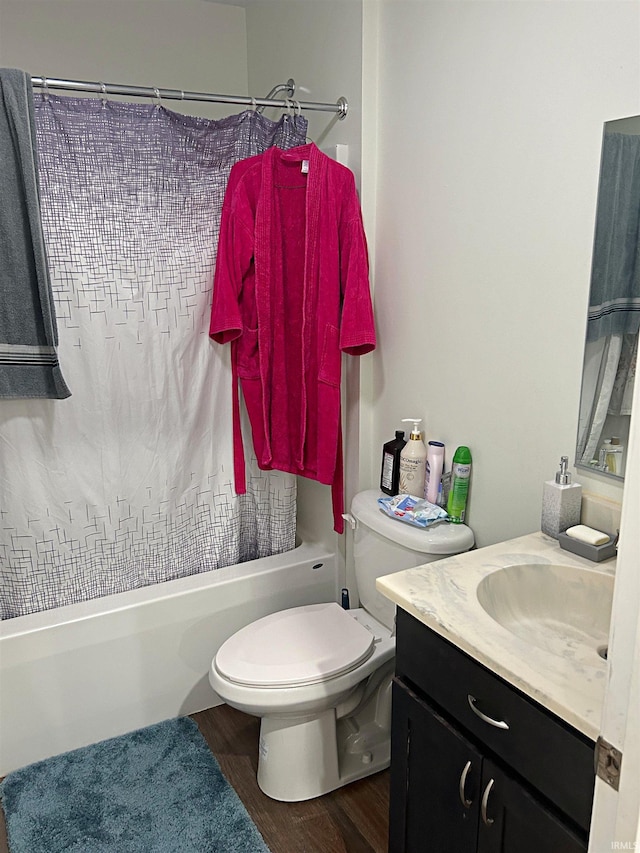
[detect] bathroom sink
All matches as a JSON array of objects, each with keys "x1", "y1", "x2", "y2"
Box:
[{"x1": 476, "y1": 564, "x2": 613, "y2": 665}]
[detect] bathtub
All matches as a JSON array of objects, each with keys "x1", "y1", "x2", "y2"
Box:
[{"x1": 0, "y1": 536, "x2": 337, "y2": 776}]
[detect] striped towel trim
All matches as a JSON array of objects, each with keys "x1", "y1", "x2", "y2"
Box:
[
  {"x1": 588, "y1": 297, "x2": 640, "y2": 323},
  {"x1": 0, "y1": 343, "x2": 60, "y2": 365}
]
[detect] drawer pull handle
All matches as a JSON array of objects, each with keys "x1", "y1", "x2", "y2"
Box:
[
  {"x1": 459, "y1": 759, "x2": 473, "y2": 808},
  {"x1": 467, "y1": 694, "x2": 509, "y2": 730},
  {"x1": 481, "y1": 778, "x2": 495, "y2": 826}
]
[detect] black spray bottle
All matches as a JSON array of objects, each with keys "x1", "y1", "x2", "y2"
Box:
[{"x1": 380, "y1": 430, "x2": 406, "y2": 495}]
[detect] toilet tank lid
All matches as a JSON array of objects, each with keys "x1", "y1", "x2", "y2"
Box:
[{"x1": 350, "y1": 489, "x2": 474, "y2": 555}]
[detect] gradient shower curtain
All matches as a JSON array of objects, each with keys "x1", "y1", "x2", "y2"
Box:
[{"x1": 0, "y1": 96, "x2": 307, "y2": 619}]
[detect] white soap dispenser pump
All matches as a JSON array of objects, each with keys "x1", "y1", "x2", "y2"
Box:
[
  {"x1": 399, "y1": 418, "x2": 427, "y2": 498},
  {"x1": 541, "y1": 455, "x2": 582, "y2": 539}
]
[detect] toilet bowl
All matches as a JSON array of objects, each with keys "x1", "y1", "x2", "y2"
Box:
[
  {"x1": 210, "y1": 602, "x2": 395, "y2": 801},
  {"x1": 209, "y1": 489, "x2": 474, "y2": 802}
]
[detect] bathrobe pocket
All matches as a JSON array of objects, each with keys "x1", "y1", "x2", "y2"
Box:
[
  {"x1": 318, "y1": 324, "x2": 341, "y2": 388},
  {"x1": 236, "y1": 327, "x2": 260, "y2": 379}
]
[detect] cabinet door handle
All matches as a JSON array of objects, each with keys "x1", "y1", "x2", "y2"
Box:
[
  {"x1": 467, "y1": 694, "x2": 509, "y2": 730},
  {"x1": 458, "y1": 759, "x2": 473, "y2": 808},
  {"x1": 481, "y1": 778, "x2": 495, "y2": 826}
]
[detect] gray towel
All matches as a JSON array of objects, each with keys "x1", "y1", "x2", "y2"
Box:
[
  {"x1": 0, "y1": 68, "x2": 70, "y2": 398},
  {"x1": 587, "y1": 130, "x2": 640, "y2": 342}
]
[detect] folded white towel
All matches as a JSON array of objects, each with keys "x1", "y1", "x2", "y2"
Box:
[{"x1": 565, "y1": 525, "x2": 610, "y2": 546}]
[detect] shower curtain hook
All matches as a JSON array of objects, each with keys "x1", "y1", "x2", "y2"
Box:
[
  {"x1": 294, "y1": 100, "x2": 302, "y2": 118},
  {"x1": 153, "y1": 87, "x2": 162, "y2": 109},
  {"x1": 284, "y1": 97, "x2": 294, "y2": 120},
  {"x1": 250, "y1": 96, "x2": 257, "y2": 112},
  {"x1": 99, "y1": 82, "x2": 108, "y2": 108},
  {"x1": 41, "y1": 75, "x2": 50, "y2": 101}
]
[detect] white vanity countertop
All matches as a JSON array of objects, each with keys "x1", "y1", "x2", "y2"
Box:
[{"x1": 376, "y1": 531, "x2": 616, "y2": 741}]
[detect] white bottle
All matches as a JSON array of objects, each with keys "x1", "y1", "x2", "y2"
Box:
[
  {"x1": 425, "y1": 441, "x2": 445, "y2": 504},
  {"x1": 399, "y1": 418, "x2": 427, "y2": 498},
  {"x1": 601, "y1": 437, "x2": 624, "y2": 475}
]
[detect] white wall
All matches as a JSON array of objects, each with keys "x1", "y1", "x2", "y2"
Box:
[
  {"x1": 245, "y1": 0, "x2": 639, "y2": 550},
  {"x1": 0, "y1": 0, "x2": 640, "y2": 545},
  {"x1": 365, "y1": 0, "x2": 639, "y2": 547},
  {"x1": 2, "y1": 0, "x2": 637, "y2": 552},
  {"x1": 0, "y1": 0, "x2": 248, "y2": 120},
  {"x1": 245, "y1": 0, "x2": 363, "y2": 177}
]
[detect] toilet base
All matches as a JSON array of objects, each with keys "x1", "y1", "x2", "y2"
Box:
[{"x1": 256, "y1": 666, "x2": 393, "y2": 802}]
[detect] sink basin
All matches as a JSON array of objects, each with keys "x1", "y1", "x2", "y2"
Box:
[{"x1": 476, "y1": 564, "x2": 613, "y2": 665}]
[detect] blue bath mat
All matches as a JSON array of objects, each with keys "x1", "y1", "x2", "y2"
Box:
[{"x1": 0, "y1": 717, "x2": 270, "y2": 853}]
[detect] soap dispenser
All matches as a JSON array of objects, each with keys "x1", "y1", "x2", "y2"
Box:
[
  {"x1": 399, "y1": 418, "x2": 427, "y2": 498},
  {"x1": 541, "y1": 456, "x2": 582, "y2": 539}
]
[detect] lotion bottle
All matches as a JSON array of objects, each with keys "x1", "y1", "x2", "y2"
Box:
[
  {"x1": 424, "y1": 441, "x2": 445, "y2": 504},
  {"x1": 399, "y1": 418, "x2": 427, "y2": 498},
  {"x1": 541, "y1": 456, "x2": 582, "y2": 538}
]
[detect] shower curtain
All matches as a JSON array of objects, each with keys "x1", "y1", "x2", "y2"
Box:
[
  {"x1": 578, "y1": 332, "x2": 637, "y2": 468},
  {"x1": 0, "y1": 95, "x2": 307, "y2": 619}
]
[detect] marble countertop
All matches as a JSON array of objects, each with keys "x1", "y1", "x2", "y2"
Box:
[{"x1": 377, "y1": 531, "x2": 616, "y2": 741}]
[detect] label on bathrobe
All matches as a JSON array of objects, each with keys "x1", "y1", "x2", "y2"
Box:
[{"x1": 301, "y1": 160, "x2": 309, "y2": 174}]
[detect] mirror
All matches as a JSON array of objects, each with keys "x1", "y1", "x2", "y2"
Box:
[{"x1": 576, "y1": 115, "x2": 640, "y2": 481}]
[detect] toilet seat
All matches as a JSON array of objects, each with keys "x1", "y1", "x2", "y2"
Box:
[{"x1": 215, "y1": 602, "x2": 375, "y2": 688}]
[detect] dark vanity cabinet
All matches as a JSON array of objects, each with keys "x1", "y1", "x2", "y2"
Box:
[{"x1": 389, "y1": 608, "x2": 595, "y2": 853}]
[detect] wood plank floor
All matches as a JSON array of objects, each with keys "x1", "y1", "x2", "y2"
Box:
[
  {"x1": 0, "y1": 704, "x2": 390, "y2": 853},
  {"x1": 194, "y1": 705, "x2": 390, "y2": 853}
]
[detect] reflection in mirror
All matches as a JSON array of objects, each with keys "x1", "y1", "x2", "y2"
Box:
[{"x1": 576, "y1": 116, "x2": 640, "y2": 480}]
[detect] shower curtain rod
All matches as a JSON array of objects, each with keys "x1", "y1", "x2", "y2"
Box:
[{"x1": 30, "y1": 76, "x2": 348, "y2": 120}]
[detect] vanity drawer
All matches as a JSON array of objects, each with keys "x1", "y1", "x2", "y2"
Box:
[{"x1": 395, "y1": 607, "x2": 595, "y2": 832}]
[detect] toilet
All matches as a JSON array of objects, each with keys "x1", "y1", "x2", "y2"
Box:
[{"x1": 209, "y1": 488, "x2": 474, "y2": 802}]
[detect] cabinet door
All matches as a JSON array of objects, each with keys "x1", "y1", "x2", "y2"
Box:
[
  {"x1": 476, "y1": 758, "x2": 587, "y2": 853},
  {"x1": 389, "y1": 680, "x2": 482, "y2": 853}
]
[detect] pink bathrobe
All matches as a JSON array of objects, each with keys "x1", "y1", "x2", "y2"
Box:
[{"x1": 209, "y1": 143, "x2": 376, "y2": 533}]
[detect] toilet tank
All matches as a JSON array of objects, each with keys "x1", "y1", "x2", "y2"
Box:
[{"x1": 350, "y1": 489, "x2": 474, "y2": 629}]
